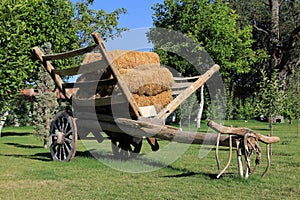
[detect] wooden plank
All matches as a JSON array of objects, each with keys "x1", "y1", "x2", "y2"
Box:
[
  {"x1": 42, "y1": 44, "x2": 98, "y2": 61},
  {"x1": 53, "y1": 59, "x2": 108, "y2": 76},
  {"x1": 63, "y1": 78, "x2": 117, "y2": 89},
  {"x1": 172, "y1": 89, "x2": 185, "y2": 96},
  {"x1": 73, "y1": 94, "x2": 127, "y2": 107},
  {"x1": 33, "y1": 47, "x2": 73, "y2": 100},
  {"x1": 173, "y1": 75, "x2": 201, "y2": 81},
  {"x1": 171, "y1": 82, "x2": 192, "y2": 89},
  {"x1": 91, "y1": 32, "x2": 142, "y2": 119},
  {"x1": 75, "y1": 117, "x2": 235, "y2": 146},
  {"x1": 156, "y1": 64, "x2": 220, "y2": 120}
]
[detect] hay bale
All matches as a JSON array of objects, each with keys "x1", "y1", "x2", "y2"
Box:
[
  {"x1": 82, "y1": 50, "x2": 160, "y2": 70},
  {"x1": 133, "y1": 90, "x2": 173, "y2": 113},
  {"x1": 75, "y1": 50, "x2": 174, "y2": 114},
  {"x1": 121, "y1": 65, "x2": 174, "y2": 96},
  {"x1": 74, "y1": 69, "x2": 113, "y2": 99}
]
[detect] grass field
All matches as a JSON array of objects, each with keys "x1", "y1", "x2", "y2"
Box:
[{"x1": 0, "y1": 120, "x2": 299, "y2": 199}]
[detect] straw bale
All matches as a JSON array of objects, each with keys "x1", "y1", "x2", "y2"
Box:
[
  {"x1": 74, "y1": 69, "x2": 113, "y2": 99},
  {"x1": 121, "y1": 65, "x2": 174, "y2": 96},
  {"x1": 82, "y1": 50, "x2": 160, "y2": 70},
  {"x1": 75, "y1": 50, "x2": 174, "y2": 112},
  {"x1": 133, "y1": 90, "x2": 173, "y2": 112}
]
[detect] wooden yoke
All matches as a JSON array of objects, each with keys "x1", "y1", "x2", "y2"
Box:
[
  {"x1": 91, "y1": 32, "x2": 142, "y2": 120},
  {"x1": 207, "y1": 120, "x2": 280, "y2": 144}
]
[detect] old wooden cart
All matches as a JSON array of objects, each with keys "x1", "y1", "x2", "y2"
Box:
[{"x1": 34, "y1": 32, "x2": 280, "y2": 178}]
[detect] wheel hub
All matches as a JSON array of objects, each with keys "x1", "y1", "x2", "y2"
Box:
[{"x1": 56, "y1": 131, "x2": 65, "y2": 144}]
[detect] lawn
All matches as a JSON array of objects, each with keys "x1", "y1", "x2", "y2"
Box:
[{"x1": 0, "y1": 120, "x2": 299, "y2": 199}]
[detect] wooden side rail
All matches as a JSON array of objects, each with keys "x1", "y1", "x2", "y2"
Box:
[
  {"x1": 33, "y1": 47, "x2": 73, "y2": 100},
  {"x1": 73, "y1": 94, "x2": 127, "y2": 107},
  {"x1": 173, "y1": 76, "x2": 201, "y2": 81},
  {"x1": 156, "y1": 64, "x2": 220, "y2": 120},
  {"x1": 53, "y1": 59, "x2": 108, "y2": 76},
  {"x1": 42, "y1": 44, "x2": 98, "y2": 61},
  {"x1": 63, "y1": 79, "x2": 117, "y2": 89}
]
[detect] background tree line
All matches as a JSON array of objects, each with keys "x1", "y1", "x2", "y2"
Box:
[{"x1": 151, "y1": 0, "x2": 300, "y2": 122}]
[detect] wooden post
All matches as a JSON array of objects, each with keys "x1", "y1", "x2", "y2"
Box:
[{"x1": 91, "y1": 32, "x2": 142, "y2": 120}]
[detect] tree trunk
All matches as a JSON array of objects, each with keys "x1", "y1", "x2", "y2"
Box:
[
  {"x1": 271, "y1": 0, "x2": 280, "y2": 69},
  {"x1": 196, "y1": 85, "x2": 204, "y2": 128},
  {"x1": 0, "y1": 111, "x2": 9, "y2": 137}
]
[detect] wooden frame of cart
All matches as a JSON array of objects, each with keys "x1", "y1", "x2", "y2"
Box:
[{"x1": 33, "y1": 32, "x2": 280, "y2": 178}]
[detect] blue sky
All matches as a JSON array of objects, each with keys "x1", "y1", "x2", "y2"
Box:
[
  {"x1": 91, "y1": 0, "x2": 164, "y2": 29},
  {"x1": 72, "y1": 0, "x2": 164, "y2": 50}
]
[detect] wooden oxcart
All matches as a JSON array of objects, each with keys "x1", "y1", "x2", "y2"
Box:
[{"x1": 33, "y1": 32, "x2": 280, "y2": 178}]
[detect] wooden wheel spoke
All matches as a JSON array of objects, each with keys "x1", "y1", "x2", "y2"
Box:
[
  {"x1": 49, "y1": 111, "x2": 77, "y2": 161},
  {"x1": 110, "y1": 135, "x2": 142, "y2": 158},
  {"x1": 64, "y1": 138, "x2": 72, "y2": 143}
]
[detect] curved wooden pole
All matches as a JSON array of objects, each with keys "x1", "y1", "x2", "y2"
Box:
[
  {"x1": 217, "y1": 135, "x2": 233, "y2": 178},
  {"x1": 262, "y1": 144, "x2": 271, "y2": 178},
  {"x1": 244, "y1": 133, "x2": 252, "y2": 178},
  {"x1": 215, "y1": 132, "x2": 221, "y2": 172},
  {"x1": 252, "y1": 144, "x2": 262, "y2": 174},
  {"x1": 236, "y1": 139, "x2": 244, "y2": 178}
]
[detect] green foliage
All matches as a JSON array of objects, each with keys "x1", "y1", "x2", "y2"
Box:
[
  {"x1": 0, "y1": 0, "x2": 127, "y2": 117},
  {"x1": 234, "y1": 98, "x2": 256, "y2": 120},
  {"x1": 5, "y1": 96, "x2": 33, "y2": 127},
  {"x1": 0, "y1": 0, "x2": 78, "y2": 114},
  {"x1": 151, "y1": 0, "x2": 267, "y2": 79},
  {"x1": 74, "y1": 0, "x2": 128, "y2": 45},
  {"x1": 255, "y1": 70, "x2": 286, "y2": 120},
  {"x1": 284, "y1": 69, "x2": 300, "y2": 120}
]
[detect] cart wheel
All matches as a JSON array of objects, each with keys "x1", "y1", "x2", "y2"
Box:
[
  {"x1": 111, "y1": 135, "x2": 142, "y2": 158},
  {"x1": 49, "y1": 111, "x2": 77, "y2": 161}
]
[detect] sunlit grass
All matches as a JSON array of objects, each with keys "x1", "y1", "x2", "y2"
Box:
[{"x1": 0, "y1": 120, "x2": 299, "y2": 199}]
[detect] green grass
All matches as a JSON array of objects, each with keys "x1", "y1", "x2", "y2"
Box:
[{"x1": 0, "y1": 120, "x2": 299, "y2": 200}]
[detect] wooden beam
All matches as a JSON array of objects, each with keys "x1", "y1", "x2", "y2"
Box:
[
  {"x1": 73, "y1": 94, "x2": 127, "y2": 107},
  {"x1": 173, "y1": 75, "x2": 201, "y2": 81},
  {"x1": 33, "y1": 47, "x2": 73, "y2": 100},
  {"x1": 53, "y1": 59, "x2": 108, "y2": 76},
  {"x1": 91, "y1": 32, "x2": 142, "y2": 119},
  {"x1": 63, "y1": 78, "x2": 117, "y2": 89},
  {"x1": 157, "y1": 64, "x2": 220, "y2": 120},
  {"x1": 76, "y1": 117, "x2": 235, "y2": 146},
  {"x1": 207, "y1": 120, "x2": 280, "y2": 144},
  {"x1": 42, "y1": 44, "x2": 98, "y2": 61}
]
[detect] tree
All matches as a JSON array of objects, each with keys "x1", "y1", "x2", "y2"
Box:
[
  {"x1": 255, "y1": 69, "x2": 286, "y2": 123},
  {"x1": 228, "y1": 0, "x2": 300, "y2": 102},
  {"x1": 150, "y1": 0, "x2": 267, "y2": 120},
  {"x1": 0, "y1": 0, "x2": 126, "y2": 133},
  {"x1": 32, "y1": 43, "x2": 58, "y2": 147}
]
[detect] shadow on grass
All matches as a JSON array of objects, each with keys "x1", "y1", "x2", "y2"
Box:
[
  {"x1": 1, "y1": 132, "x2": 31, "y2": 137},
  {"x1": 5, "y1": 142, "x2": 42, "y2": 149},
  {"x1": 163, "y1": 165, "x2": 218, "y2": 179},
  {"x1": 163, "y1": 165, "x2": 237, "y2": 179},
  {"x1": 75, "y1": 150, "x2": 167, "y2": 168},
  {"x1": 1, "y1": 142, "x2": 52, "y2": 161},
  {"x1": 0, "y1": 152, "x2": 52, "y2": 162}
]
